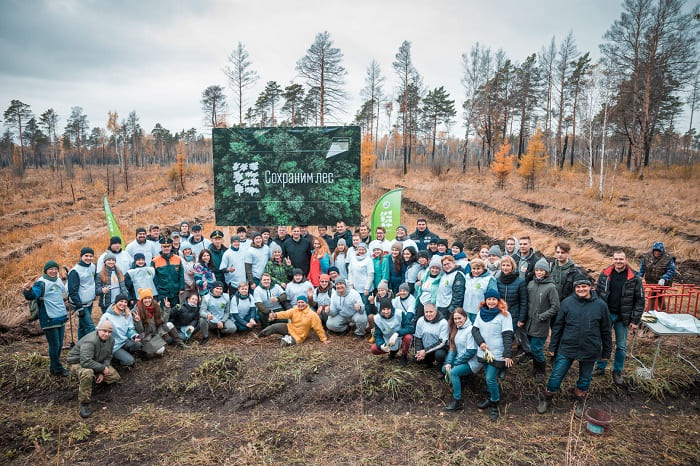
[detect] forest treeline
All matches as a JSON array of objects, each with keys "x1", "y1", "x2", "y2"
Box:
[{"x1": 1, "y1": 0, "x2": 698, "y2": 182}]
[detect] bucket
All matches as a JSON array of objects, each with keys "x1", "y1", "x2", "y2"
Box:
[{"x1": 583, "y1": 407, "x2": 612, "y2": 435}]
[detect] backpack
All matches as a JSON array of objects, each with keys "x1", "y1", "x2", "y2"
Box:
[{"x1": 28, "y1": 281, "x2": 45, "y2": 321}]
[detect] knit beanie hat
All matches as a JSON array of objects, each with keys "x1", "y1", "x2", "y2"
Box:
[
  {"x1": 488, "y1": 245, "x2": 503, "y2": 258},
  {"x1": 327, "y1": 266, "x2": 340, "y2": 274},
  {"x1": 336, "y1": 238, "x2": 347, "y2": 247},
  {"x1": 212, "y1": 281, "x2": 225, "y2": 290},
  {"x1": 133, "y1": 253, "x2": 146, "y2": 262},
  {"x1": 114, "y1": 293, "x2": 129, "y2": 304},
  {"x1": 452, "y1": 241, "x2": 464, "y2": 252},
  {"x1": 43, "y1": 260, "x2": 59, "y2": 273},
  {"x1": 104, "y1": 252, "x2": 117, "y2": 262},
  {"x1": 296, "y1": 295, "x2": 309, "y2": 303},
  {"x1": 377, "y1": 280, "x2": 389, "y2": 290},
  {"x1": 379, "y1": 298, "x2": 393, "y2": 310},
  {"x1": 293, "y1": 268, "x2": 304, "y2": 276},
  {"x1": 97, "y1": 319, "x2": 114, "y2": 331},
  {"x1": 398, "y1": 283, "x2": 410, "y2": 293},
  {"x1": 429, "y1": 256, "x2": 443, "y2": 268},
  {"x1": 270, "y1": 242, "x2": 282, "y2": 254},
  {"x1": 138, "y1": 288, "x2": 153, "y2": 299},
  {"x1": 396, "y1": 225, "x2": 408, "y2": 235},
  {"x1": 80, "y1": 247, "x2": 94, "y2": 256},
  {"x1": 319, "y1": 274, "x2": 330, "y2": 282},
  {"x1": 392, "y1": 241, "x2": 404, "y2": 251},
  {"x1": 484, "y1": 288, "x2": 500, "y2": 300},
  {"x1": 437, "y1": 239, "x2": 449, "y2": 247},
  {"x1": 110, "y1": 236, "x2": 122, "y2": 246},
  {"x1": 335, "y1": 278, "x2": 347, "y2": 286},
  {"x1": 357, "y1": 242, "x2": 368, "y2": 252},
  {"x1": 572, "y1": 273, "x2": 592, "y2": 287},
  {"x1": 369, "y1": 240, "x2": 383, "y2": 252},
  {"x1": 534, "y1": 258, "x2": 550, "y2": 273},
  {"x1": 417, "y1": 250, "x2": 430, "y2": 261}
]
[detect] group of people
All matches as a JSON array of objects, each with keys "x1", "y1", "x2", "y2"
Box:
[{"x1": 23, "y1": 217, "x2": 676, "y2": 419}]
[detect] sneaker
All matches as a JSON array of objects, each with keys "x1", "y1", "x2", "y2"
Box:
[
  {"x1": 612, "y1": 371, "x2": 624, "y2": 385},
  {"x1": 477, "y1": 398, "x2": 491, "y2": 409},
  {"x1": 79, "y1": 403, "x2": 91, "y2": 418},
  {"x1": 444, "y1": 399, "x2": 463, "y2": 411},
  {"x1": 489, "y1": 402, "x2": 500, "y2": 420},
  {"x1": 280, "y1": 335, "x2": 294, "y2": 347},
  {"x1": 592, "y1": 368, "x2": 605, "y2": 377}
]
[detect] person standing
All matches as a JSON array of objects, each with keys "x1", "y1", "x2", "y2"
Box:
[
  {"x1": 333, "y1": 221, "x2": 353, "y2": 251},
  {"x1": 220, "y1": 235, "x2": 247, "y2": 295},
  {"x1": 395, "y1": 225, "x2": 418, "y2": 251},
  {"x1": 126, "y1": 228, "x2": 158, "y2": 265},
  {"x1": 151, "y1": 237, "x2": 185, "y2": 306},
  {"x1": 593, "y1": 251, "x2": 644, "y2": 385},
  {"x1": 23, "y1": 260, "x2": 69, "y2": 376},
  {"x1": 66, "y1": 319, "x2": 121, "y2": 418},
  {"x1": 550, "y1": 241, "x2": 580, "y2": 302},
  {"x1": 638, "y1": 241, "x2": 677, "y2": 310},
  {"x1": 188, "y1": 225, "x2": 211, "y2": 259},
  {"x1": 538, "y1": 274, "x2": 612, "y2": 414},
  {"x1": 96, "y1": 236, "x2": 132, "y2": 275},
  {"x1": 208, "y1": 229, "x2": 227, "y2": 283},
  {"x1": 410, "y1": 218, "x2": 440, "y2": 251},
  {"x1": 68, "y1": 247, "x2": 97, "y2": 339},
  {"x1": 511, "y1": 235, "x2": 540, "y2": 283}
]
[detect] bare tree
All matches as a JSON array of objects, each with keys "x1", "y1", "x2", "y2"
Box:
[
  {"x1": 361, "y1": 59, "x2": 385, "y2": 147},
  {"x1": 539, "y1": 37, "x2": 557, "y2": 155}
]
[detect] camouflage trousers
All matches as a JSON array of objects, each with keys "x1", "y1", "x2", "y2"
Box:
[{"x1": 70, "y1": 364, "x2": 121, "y2": 403}]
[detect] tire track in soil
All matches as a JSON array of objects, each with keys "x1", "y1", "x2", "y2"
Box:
[
  {"x1": 512, "y1": 197, "x2": 700, "y2": 243},
  {"x1": 392, "y1": 186, "x2": 699, "y2": 284},
  {"x1": 0, "y1": 184, "x2": 212, "y2": 265}
]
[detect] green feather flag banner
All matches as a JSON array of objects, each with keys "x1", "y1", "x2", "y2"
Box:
[
  {"x1": 370, "y1": 188, "x2": 402, "y2": 242},
  {"x1": 103, "y1": 194, "x2": 122, "y2": 241}
]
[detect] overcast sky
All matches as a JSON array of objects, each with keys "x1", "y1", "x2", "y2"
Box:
[{"x1": 0, "y1": 0, "x2": 694, "y2": 137}]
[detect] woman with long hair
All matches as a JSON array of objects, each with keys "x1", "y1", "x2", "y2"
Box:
[
  {"x1": 387, "y1": 241, "x2": 405, "y2": 294},
  {"x1": 194, "y1": 249, "x2": 216, "y2": 296},
  {"x1": 133, "y1": 287, "x2": 186, "y2": 355},
  {"x1": 442, "y1": 307, "x2": 481, "y2": 411},
  {"x1": 308, "y1": 236, "x2": 331, "y2": 286},
  {"x1": 95, "y1": 252, "x2": 128, "y2": 313},
  {"x1": 472, "y1": 289, "x2": 513, "y2": 420},
  {"x1": 331, "y1": 238, "x2": 349, "y2": 279}
]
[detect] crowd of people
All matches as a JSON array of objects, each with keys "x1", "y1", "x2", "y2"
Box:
[{"x1": 23, "y1": 218, "x2": 676, "y2": 419}]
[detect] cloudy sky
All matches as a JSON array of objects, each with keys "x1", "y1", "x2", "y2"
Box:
[{"x1": 1, "y1": 0, "x2": 691, "y2": 137}]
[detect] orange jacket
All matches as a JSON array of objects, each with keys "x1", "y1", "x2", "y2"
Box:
[{"x1": 274, "y1": 305, "x2": 327, "y2": 344}]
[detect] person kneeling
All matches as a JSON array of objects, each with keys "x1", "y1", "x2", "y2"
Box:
[
  {"x1": 67, "y1": 319, "x2": 121, "y2": 418},
  {"x1": 97, "y1": 294, "x2": 143, "y2": 367},
  {"x1": 133, "y1": 288, "x2": 186, "y2": 358},
  {"x1": 199, "y1": 281, "x2": 237, "y2": 346},
  {"x1": 370, "y1": 299, "x2": 414, "y2": 366},
  {"x1": 261, "y1": 296, "x2": 328, "y2": 346}
]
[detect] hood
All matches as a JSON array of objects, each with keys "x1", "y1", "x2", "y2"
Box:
[{"x1": 652, "y1": 242, "x2": 664, "y2": 253}]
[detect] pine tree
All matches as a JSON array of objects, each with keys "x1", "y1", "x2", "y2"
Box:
[
  {"x1": 517, "y1": 127, "x2": 547, "y2": 191},
  {"x1": 491, "y1": 141, "x2": 514, "y2": 189}
]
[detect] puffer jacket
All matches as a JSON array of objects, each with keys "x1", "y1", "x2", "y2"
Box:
[
  {"x1": 596, "y1": 265, "x2": 645, "y2": 326},
  {"x1": 497, "y1": 272, "x2": 528, "y2": 324},
  {"x1": 550, "y1": 291, "x2": 612, "y2": 362}
]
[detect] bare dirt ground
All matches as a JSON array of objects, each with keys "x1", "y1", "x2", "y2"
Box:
[{"x1": 0, "y1": 165, "x2": 699, "y2": 465}]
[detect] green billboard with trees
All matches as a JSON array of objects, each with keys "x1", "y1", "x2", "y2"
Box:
[{"x1": 213, "y1": 126, "x2": 361, "y2": 226}]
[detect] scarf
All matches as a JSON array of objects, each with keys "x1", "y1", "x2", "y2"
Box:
[
  {"x1": 453, "y1": 252, "x2": 467, "y2": 261},
  {"x1": 42, "y1": 273, "x2": 57, "y2": 282},
  {"x1": 479, "y1": 305, "x2": 500, "y2": 322},
  {"x1": 499, "y1": 271, "x2": 518, "y2": 285}
]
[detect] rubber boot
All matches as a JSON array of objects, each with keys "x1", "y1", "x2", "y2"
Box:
[
  {"x1": 399, "y1": 354, "x2": 408, "y2": 367},
  {"x1": 489, "y1": 401, "x2": 500, "y2": 420},
  {"x1": 572, "y1": 387, "x2": 588, "y2": 417},
  {"x1": 79, "y1": 403, "x2": 91, "y2": 418},
  {"x1": 533, "y1": 360, "x2": 546, "y2": 384},
  {"x1": 444, "y1": 398, "x2": 464, "y2": 411},
  {"x1": 537, "y1": 390, "x2": 555, "y2": 414},
  {"x1": 388, "y1": 350, "x2": 397, "y2": 360}
]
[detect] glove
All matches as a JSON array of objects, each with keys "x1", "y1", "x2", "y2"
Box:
[
  {"x1": 380, "y1": 344, "x2": 390, "y2": 352},
  {"x1": 388, "y1": 333, "x2": 399, "y2": 346},
  {"x1": 658, "y1": 279, "x2": 665, "y2": 286},
  {"x1": 187, "y1": 325, "x2": 195, "y2": 335}
]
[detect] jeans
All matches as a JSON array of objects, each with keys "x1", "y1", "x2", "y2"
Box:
[
  {"x1": 77, "y1": 305, "x2": 96, "y2": 340},
  {"x1": 445, "y1": 363, "x2": 473, "y2": 400},
  {"x1": 484, "y1": 364, "x2": 501, "y2": 402},
  {"x1": 547, "y1": 354, "x2": 595, "y2": 393},
  {"x1": 177, "y1": 323, "x2": 200, "y2": 341},
  {"x1": 529, "y1": 336, "x2": 546, "y2": 363},
  {"x1": 44, "y1": 326, "x2": 65, "y2": 373},
  {"x1": 112, "y1": 339, "x2": 143, "y2": 367},
  {"x1": 596, "y1": 313, "x2": 628, "y2": 373}
]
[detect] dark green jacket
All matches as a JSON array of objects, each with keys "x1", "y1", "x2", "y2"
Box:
[
  {"x1": 264, "y1": 259, "x2": 293, "y2": 288},
  {"x1": 67, "y1": 330, "x2": 115, "y2": 373},
  {"x1": 151, "y1": 253, "x2": 185, "y2": 298}
]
